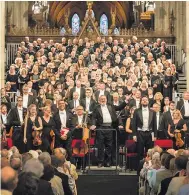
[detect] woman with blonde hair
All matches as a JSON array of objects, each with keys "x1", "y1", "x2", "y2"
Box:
[
  {"x1": 154, "y1": 92, "x2": 164, "y2": 112},
  {"x1": 163, "y1": 68, "x2": 173, "y2": 100},
  {"x1": 41, "y1": 106, "x2": 56, "y2": 153},
  {"x1": 139, "y1": 80, "x2": 148, "y2": 97},
  {"x1": 168, "y1": 109, "x2": 187, "y2": 149},
  {"x1": 23, "y1": 104, "x2": 43, "y2": 152},
  {"x1": 18, "y1": 68, "x2": 30, "y2": 92}
]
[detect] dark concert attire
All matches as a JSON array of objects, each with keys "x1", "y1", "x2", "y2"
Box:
[
  {"x1": 53, "y1": 110, "x2": 73, "y2": 161},
  {"x1": 163, "y1": 75, "x2": 173, "y2": 100},
  {"x1": 92, "y1": 104, "x2": 119, "y2": 166},
  {"x1": 169, "y1": 119, "x2": 186, "y2": 149},
  {"x1": 41, "y1": 117, "x2": 56, "y2": 153},
  {"x1": 133, "y1": 107, "x2": 157, "y2": 160}
]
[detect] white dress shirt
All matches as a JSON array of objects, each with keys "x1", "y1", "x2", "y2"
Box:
[
  {"x1": 113, "y1": 101, "x2": 119, "y2": 106},
  {"x1": 184, "y1": 100, "x2": 189, "y2": 116},
  {"x1": 76, "y1": 87, "x2": 81, "y2": 99},
  {"x1": 17, "y1": 107, "x2": 23, "y2": 124},
  {"x1": 136, "y1": 99, "x2": 140, "y2": 108},
  {"x1": 23, "y1": 94, "x2": 29, "y2": 108},
  {"x1": 59, "y1": 110, "x2": 66, "y2": 128},
  {"x1": 101, "y1": 105, "x2": 112, "y2": 124},
  {"x1": 74, "y1": 99, "x2": 80, "y2": 108},
  {"x1": 86, "y1": 97, "x2": 91, "y2": 112},
  {"x1": 78, "y1": 115, "x2": 83, "y2": 125},
  {"x1": 99, "y1": 90, "x2": 105, "y2": 97},
  {"x1": 142, "y1": 107, "x2": 149, "y2": 131},
  {"x1": 1, "y1": 114, "x2": 7, "y2": 124},
  {"x1": 156, "y1": 112, "x2": 160, "y2": 130}
]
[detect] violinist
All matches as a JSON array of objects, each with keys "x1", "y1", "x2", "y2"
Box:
[
  {"x1": 168, "y1": 110, "x2": 187, "y2": 149},
  {"x1": 23, "y1": 104, "x2": 43, "y2": 152}
]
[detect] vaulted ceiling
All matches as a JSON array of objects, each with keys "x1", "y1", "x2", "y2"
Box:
[{"x1": 48, "y1": 1, "x2": 133, "y2": 28}]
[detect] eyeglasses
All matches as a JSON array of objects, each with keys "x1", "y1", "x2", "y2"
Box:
[{"x1": 17, "y1": 100, "x2": 23, "y2": 101}]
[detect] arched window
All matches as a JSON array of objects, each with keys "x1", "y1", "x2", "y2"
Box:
[
  {"x1": 113, "y1": 27, "x2": 120, "y2": 35},
  {"x1": 100, "y1": 14, "x2": 108, "y2": 35},
  {"x1": 72, "y1": 13, "x2": 80, "y2": 35},
  {"x1": 60, "y1": 27, "x2": 66, "y2": 36}
]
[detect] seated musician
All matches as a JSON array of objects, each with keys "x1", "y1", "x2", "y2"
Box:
[
  {"x1": 70, "y1": 105, "x2": 91, "y2": 156},
  {"x1": 53, "y1": 99, "x2": 73, "y2": 161},
  {"x1": 168, "y1": 109, "x2": 187, "y2": 149}
]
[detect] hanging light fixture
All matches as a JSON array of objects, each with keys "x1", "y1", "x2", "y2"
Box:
[{"x1": 32, "y1": 1, "x2": 43, "y2": 15}]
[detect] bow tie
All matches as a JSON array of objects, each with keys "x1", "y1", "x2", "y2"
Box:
[{"x1": 59, "y1": 111, "x2": 65, "y2": 114}]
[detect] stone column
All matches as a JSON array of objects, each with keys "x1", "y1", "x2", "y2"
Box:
[
  {"x1": 20, "y1": 1, "x2": 28, "y2": 30},
  {"x1": 0, "y1": 1, "x2": 5, "y2": 88},
  {"x1": 154, "y1": 1, "x2": 161, "y2": 33},
  {"x1": 9, "y1": 1, "x2": 28, "y2": 30},
  {"x1": 186, "y1": 1, "x2": 189, "y2": 90}
]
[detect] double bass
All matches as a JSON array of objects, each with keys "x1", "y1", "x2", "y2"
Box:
[{"x1": 82, "y1": 111, "x2": 89, "y2": 154}]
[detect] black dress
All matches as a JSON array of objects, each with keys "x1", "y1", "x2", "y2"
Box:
[
  {"x1": 126, "y1": 117, "x2": 134, "y2": 140},
  {"x1": 163, "y1": 75, "x2": 173, "y2": 100},
  {"x1": 18, "y1": 75, "x2": 30, "y2": 91},
  {"x1": 25, "y1": 117, "x2": 40, "y2": 152},
  {"x1": 41, "y1": 117, "x2": 56, "y2": 153},
  {"x1": 170, "y1": 119, "x2": 186, "y2": 149},
  {"x1": 151, "y1": 74, "x2": 162, "y2": 95},
  {"x1": 6, "y1": 74, "x2": 18, "y2": 92},
  {"x1": 124, "y1": 87, "x2": 132, "y2": 96}
]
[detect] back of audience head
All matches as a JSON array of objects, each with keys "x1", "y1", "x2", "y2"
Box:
[
  {"x1": 53, "y1": 147, "x2": 67, "y2": 161},
  {"x1": 160, "y1": 152, "x2": 170, "y2": 167},
  {"x1": 22, "y1": 152, "x2": 33, "y2": 167},
  {"x1": 38, "y1": 152, "x2": 51, "y2": 166},
  {"x1": 51, "y1": 155, "x2": 60, "y2": 168},
  {"x1": 153, "y1": 145, "x2": 163, "y2": 154},
  {"x1": 1, "y1": 166, "x2": 18, "y2": 192},
  {"x1": 152, "y1": 152, "x2": 161, "y2": 169},
  {"x1": 1, "y1": 157, "x2": 10, "y2": 169},
  {"x1": 1, "y1": 149, "x2": 9, "y2": 158},
  {"x1": 23, "y1": 158, "x2": 44, "y2": 178},
  {"x1": 10, "y1": 156, "x2": 22, "y2": 172},
  {"x1": 13, "y1": 172, "x2": 39, "y2": 195},
  {"x1": 164, "y1": 154, "x2": 175, "y2": 169},
  {"x1": 41, "y1": 164, "x2": 55, "y2": 181},
  {"x1": 175, "y1": 155, "x2": 188, "y2": 172}
]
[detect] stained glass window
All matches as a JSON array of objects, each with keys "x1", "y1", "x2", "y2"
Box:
[
  {"x1": 100, "y1": 14, "x2": 108, "y2": 35},
  {"x1": 60, "y1": 27, "x2": 66, "y2": 36},
  {"x1": 72, "y1": 13, "x2": 80, "y2": 35},
  {"x1": 113, "y1": 27, "x2": 120, "y2": 35}
]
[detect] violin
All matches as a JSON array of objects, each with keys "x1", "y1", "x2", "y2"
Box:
[
  {"x1": 32, "y1": 122, "x2": 42, "y2": 147},
  {"x1": 175, "y1": 132, "x2": 184, "y2": 148}
]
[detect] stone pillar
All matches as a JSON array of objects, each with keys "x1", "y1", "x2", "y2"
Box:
[
  {"x1": 186, "y1": 1, "x2": 189, "y2": 90},
  {"x1": 0, "y1": 1, "x2": 5, "y2": 88},
  {"x1": 154, "y1": 1, "x2": 161, "y2": 33},
  {"x1": 8, "y1": 1, "x2": 28, "y2": 30}
]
